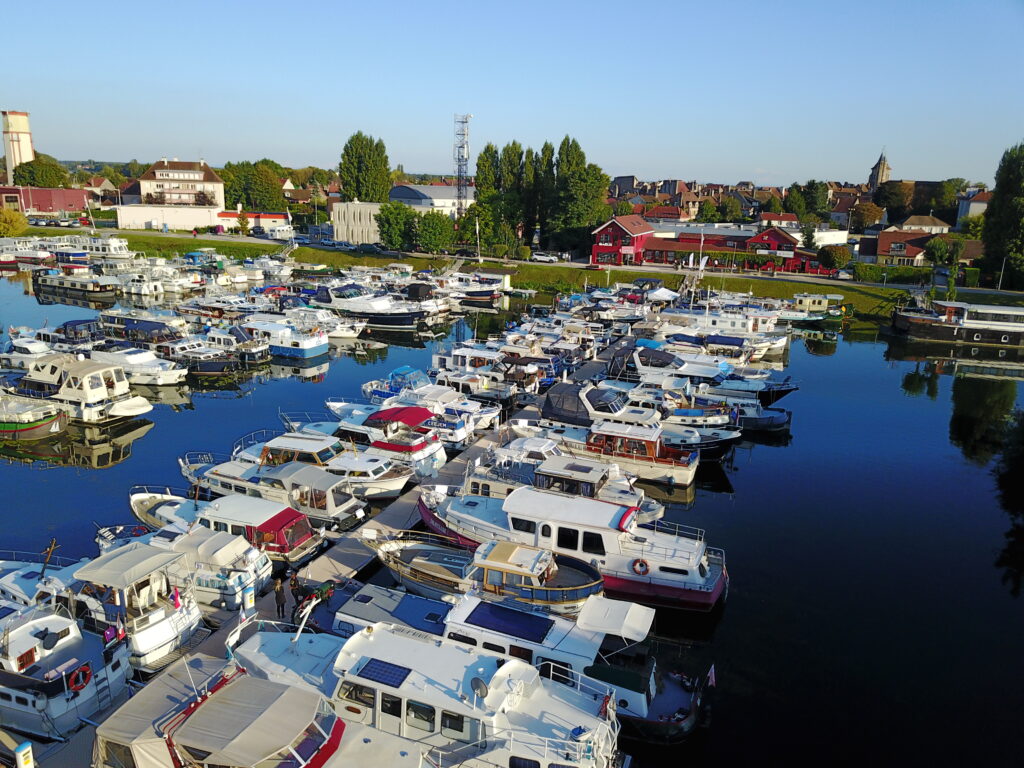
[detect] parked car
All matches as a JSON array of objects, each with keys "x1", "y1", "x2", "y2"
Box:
[
  {"x1": 585, "y1": 264, "x2": 605, "y2": 271},
  {"x1": 46, "y1": 219, "x2": 61, "y2": 227},
  {"x1": 251, "y1": 226, "x2": 266, "y2": 237},
  {"x1": 294, "y1": 235, "x2": 311, "y2": 244},
  {"x1": 357, "y1": 243, "x2": 382, "y2": 254},
  {"x1": 454, "y1": 248, "x2": 475, "y2": 258},
  {"x1": 78, "y1": 217, "x2": 91, "y2": 225},
  {"x1": 836, "y1": 270, "x2": 853, "y2": 280},
  {"x1": 320, "y1": 238, "x2": 336, "y2": 248},
  {"x1": 530, "y1": 252, "x2": 558, "y2": 263},
  {"x1": 336, "y1": 241, "x2": 355, "y2": 250},
  {"x1": 69, "y1": 220, "x2": 82, "y2": 228}
]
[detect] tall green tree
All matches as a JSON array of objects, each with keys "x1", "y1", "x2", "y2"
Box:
[
  {"x1": 100, "y1": 164, "x2": 126, "y2": 188},
  {"x1": 497, "y1": 141, "x2": 524, "y2": 194},
  {"x1": 983, "y1": 141, "x2": 1024, "y2": 286},
  {"x1": 536, "y1": 142, "x2": 556, "y2": 242},
  {"x1": 521, "y1": 148, "x2": 538, "y2": 242},
  {"x1": 695, "y1": 200, "x2": 719, "y2": 223},
  {"x1": 250, "y1": 165, "x2": 287, "y2": 210},
  {"x1": 550, "y1": 137, "x2": 608, "y2": 250},
  {"x1": 416, "y1": 210, "x2": 455, "y2": 253},
  {"x1": 73, "y1": 169, "x2": 92, "y2": 185},
  {"x1": 803, "y1": 180, "x2": 829, "y2": 216},
  {"x1": 800, "y1": 221, "x2": 818, "y2": 251},
  {"x1": 718, "y1": 196, "x2": 742, "y2": 222},
  {"x1": 123, "y1": 159, "x2": 146, "y2": 179},
  {"x1": 338, "y1": 132, "x2": 391, "y2": 202},
  {"x1": 613, "y1": 200, "x2": 635, "y2": 216},
  {"x1": 457, "y1": 202, "x2": 494, "y2": 247},
  {"x1": 375, "y1": 202, "x2": 417, "y2": 250},
  {"x1": 237, "y1": 211, "x2": 250, "y2": 236},
  {"x1": 474, "y1": 143, "x2": 499, "y2": 199},
  {"x1": 784, "y1": 185, "x2": 806, "y2": 218},
  {"x1": 764, "y1": 195, "x2": 784, "y2": 213},
  {"x1": 817, "y1": 245, "x2": 849, "y2": 270},
  {"x1": 255, "y1": 158, "x2": 287, "y2": 178},
  {"x1": 13, "y1": 156, "x2": 69, "y2": 188},
  {"x1": 875, "y1": 180, "x2": 914, "y2": 221},
  {"x1": 960, "y1": 213, "x2": 985, "y2": 240},
  {"x1": 946, "y1": 238, "x2": 965, "y2": 301}
]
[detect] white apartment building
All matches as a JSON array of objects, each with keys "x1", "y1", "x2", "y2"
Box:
[{"x1": 137, "y1": 158, "x2": 225, "y2": 208}]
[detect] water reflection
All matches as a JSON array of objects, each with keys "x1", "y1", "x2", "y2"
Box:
[
  {"x1": 948, "y1": 377, "x2": 1016, "y2": 465},
  {"x1": 0, "y1": 418, "x2": 154, "y2": 469},
  {"x1": 993, "y1": 412, "x2": 1024, "y2": 598}
]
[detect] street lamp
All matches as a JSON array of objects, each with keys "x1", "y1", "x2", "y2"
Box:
[
  {"x1": 882, "y1": 269, "x2": 889, "y2": 287},
  {"x1": 999, "y1": 255, "x2": 1008, "y2": 291}
]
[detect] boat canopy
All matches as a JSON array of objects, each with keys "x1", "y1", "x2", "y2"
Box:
[
  {"x1": 646, "y1": 286, "x2": 679, "y2": 302},
  {"x1": 365, "y1": 406, "x2": 434, "y2": 427},
  {"x1": 575, "y1": 594, "x2": 655, "y2": 642},
  {"x1": 540, "y1": 383, "x2": 591, "y2": 426},
  {"x1": 158, "y1": 526, "x2": 251, "y2": 567},
  {"x1": 73, "y1": 541, "x2": 185, "y2": 589},
  {"x1": 635, "y1": 338, "x2": 664, "y2": 349}
]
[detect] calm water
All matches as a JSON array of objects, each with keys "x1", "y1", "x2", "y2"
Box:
[{"x1": 1, "y1": 273, "x2": 1022, "y2": 765}]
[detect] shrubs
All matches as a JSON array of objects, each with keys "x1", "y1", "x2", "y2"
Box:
[
  {"x1": 517, "y1": 246, "x2": 532, "y2": 261},
  {"x1": 963, "y1": 267, "x2": 980, "y2": 287},
  {"x1": 852, "y1": 263, "x2": 933, "y2": 284}
]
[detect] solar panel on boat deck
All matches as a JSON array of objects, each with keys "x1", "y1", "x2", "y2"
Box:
[
  {"x1": 464, "y1": 601, "x2": 554, "y2": 643},
  {"x1": 0, "y1": 606, "x2": 14, "y2": 620},
  {"x1": 357, "y1": 658, "x2": 412, "y2": 688}
]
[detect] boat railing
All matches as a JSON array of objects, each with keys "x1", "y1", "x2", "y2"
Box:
[
  {"x1": 638, "y1": 518, "x2": 706, "y2": 542},
  {"x1": 232, "y1": 428, "x2": 285, "y2": 454},
  {"x1": 278, "y1": 411, "x2": 334, "y2": 431},
  {"x1": 179, "y1": 450, "x2": 231, "y2": 470},
  {"x1": 129, "y1": 483, "x2": 192, "y2": 499},
  {"x1": 0, "y1": 549, "x2": 80, "y2": 569}
]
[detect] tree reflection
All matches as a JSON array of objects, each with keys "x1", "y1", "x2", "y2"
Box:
[
  {"x1": 993, "y1": 411, "x2": 1024, "y2": 598},
  {"x1": 948, "y1": 376, "x2": 1016, "y2": 465},
  {"x1": 900, "y1": 362, "x2": 940, "y2": 400}
]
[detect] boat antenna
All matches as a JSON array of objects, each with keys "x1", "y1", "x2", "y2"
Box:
[
  {"x1": 181, "y1": 654, "x2": 201, "y2": 699},
  {"x1": 38, "y1": 538, "x2": 60, "y2": 581}
]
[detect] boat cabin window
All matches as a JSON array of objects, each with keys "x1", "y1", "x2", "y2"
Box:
[
  {"x1": 88, "y1": 374, "x2": 103, "y2": 389},
  {"x1": 380, "y1": 692, "x2": 402, "y2": 717},
  {"x1": 509, "y1": 645, "x2": 533, "y2": 663},
  {"x1": 699, "y1": 562, "x2": 708, "y2": 578},
  {"x1": 511, "y1": 517, "x2": 536, "y2": 534},
  {"x1": 557, "y1": 527, "x2": 579, "y2": 550},
  {"x1": 581, "y1": 532, "x2": 606, "y2": 556},
  {"x1": 441, "y1": 710, "x2": 480, "y2": 743},
  {"x1": 340, "y1": 681, "x2": 375, "y2": 708},
  {"x1": 16, "y1": 648, "x2": 36, "y2": 671},
  {"x1": 659, "y1": 566, "x2": 689, "y2": 576},
  {"x1": 540, "y1": 524, "x2": 551, "y2": 538},
  {"x1": 447, "y1": 631, "x2": 478, "y2": 646},
  {"x1": 482, "y1": 641, "x2": 505, "y2": 654},
  {"x1": 230, "y1": 525, "x2": 245, "y2": 537},
  {"x1": 213, "y1": 521, "x2": 228, "y2": 532},
  {"x1": 509, "y1": 758, "x2": 541, "y2": 768},
  {"x1": 406, "y1": 700, "x2": 435, "y2": 732},
  {"x1": 296, "y1": 452, "x2": 317, "y2": 464},
  {"x1": 198, "y1": 519, "x2": 210, "y2": 528},
  {"x1": 486, "y1": 569, "x2": 503, "y2": 588}
]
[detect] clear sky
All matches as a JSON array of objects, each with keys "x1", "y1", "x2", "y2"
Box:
[{"x1": 4, "y1": 0, "x2": 1022, "y2": 186}]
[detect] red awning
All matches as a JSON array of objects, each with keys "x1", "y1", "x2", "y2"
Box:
[
  {"x1": 256, "y1": 506, "x2": 305, "y2": 533},
  {"x1": 365, "y1": 406, "x2": 434, "y2": 428}
]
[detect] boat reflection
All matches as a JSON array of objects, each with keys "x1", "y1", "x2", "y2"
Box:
[
  {"x1": 265, "y1": 354, "x2": 330, "y2": 382},
  {"x1": 133, "y1": 383, "x2": 194, "y2": 411},
  {"x1": 0, "y1": 418, "x2": 154, "y2": 469},
  {"x1": 34, "y1": 287, "x2": 117, "y2": 311},
  {"x1": 329, "y1": 338, "x2": 390, "y2": 364}
]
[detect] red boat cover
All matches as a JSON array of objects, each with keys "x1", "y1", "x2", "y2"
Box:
[
  {"x1": 365, "y1": 406, "x2": 434, "y2": 428},
  {"x1": 256, "y1": 506, "x2": 305, "y2": 534}
]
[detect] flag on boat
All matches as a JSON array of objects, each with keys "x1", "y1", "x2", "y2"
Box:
[
  {"x1": 172, "y1": 586, "x2": 181, "y2": 610},
  {"x1": 707, "y1": 664, "x2": 717, "y2": 687}
]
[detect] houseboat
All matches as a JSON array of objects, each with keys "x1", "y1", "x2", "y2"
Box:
[
  {"x1": 892, "y1": 301, "x2": 1024, "y2": 346},
  {"x1": 3, "y1": 354, "x2": 153, "y2": 423},
  {"x1": 229, "y1": 430, "x2": 414, "y2": 499},
  {"x1": 128, "y1": 486, "x2": 326, "y2": 567},
  {"x1": 30, "y1": 268, "x2": 121, "y2": 300},
  {"x1": 419, "y1": 485, "x2": 728, "y2": 611},
  {"x1": 0, "y1": 597, "x2": 132, "y2": 740},
  {"x1": 361, "y1": 529, "x2": 604, "y2": 615},
  {"x1": 178, "y1": 453, "x2": 368, "y2": 527},
  {"x1": 309, "y1": 283, "x2": 428, "y2": 329}
]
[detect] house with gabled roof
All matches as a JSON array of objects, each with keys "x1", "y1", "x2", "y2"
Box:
[{"x1": 590, "y1": 215, "x2": 656, "y2": 266}]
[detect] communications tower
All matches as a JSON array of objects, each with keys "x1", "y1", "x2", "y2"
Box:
[{"x1": 454, "y1": 114, "x2": 472, "y2": 219}]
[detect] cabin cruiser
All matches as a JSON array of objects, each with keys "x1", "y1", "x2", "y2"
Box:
[
  {"x1": 202, "y1": 325, "x2": 273, "y2": 364},
  {"x1": 430, "y1": 343, "x2": 540, "y2": 402},
  {"x1": 246, "y1": 306, "x2": 367, "y2": 339},
  {"x1": 128, "y1": 487, "x2": 326, "y2": 567},
  {"x1": 91, "y1": 654, "x2": 381, "y2": 768},
  {"x1": 597, "y1": 379, "x2": 735, "y2": 427},
  {"x1": 231, "y1": 620, "x2": 628, "y2": 768},
  {"x1": 361, "y1": 529, "x2": 604, "y2": 615},
  {"x1": 364, "y1": 366, "x2": 501, "y2": 429},
  {"x1": 284, "y1": 404, "x2": 448, "y2": 477},
  {"x1": 451, "y1": 439, "x2": 665, "y2": 523},
  {"x1": 420, "y1": 485, "x2": 727, "y2": 611},
  {"x1": 29, "y1": 319, "x2": 106, "y2": 353},
  {"x1": 2, "y1": 354, "x2": 152, "y2": 423},
  {"x1": 178, "y1": 453, "x2": 368, "y2": 527},
  {"x1": 309, "y1": 283, "x2": 428, "y2": 329},
  {"x1": 88, "y1": 341, "x2": 189, "y2": 386},
  {"x1": 118, "y1": 271, "x2": 165, "y2": 296},
  {"x1": 0, "y1": 597, "x2": 132, "y2": 740},
  {"x1": 325, "y1": 585, "x2": 710, "y2": 744},
  {"x1": 0, "y1": 542, "x2": 206, "y2": 673},
  {"x1": 0, "y1": 336, "x2": 52, "y2": 370},
  {"x1": 0, "y1": 393, "x2": 68, "y2": 440},
  {"x1": 30, "y1": 268, "x2": 121, "y2": 300},
  {"x1": 175, "y1": 293, "x2": 275, "y2": 321},
  {"x1": 230, "y1": 430, "x2": 414, "y2": 499},
  {"x1": 95, "y1": 522, "x2": 273, "y2": 610},
  {"x1": 240, "y1": 319, "x2": 329, "y2": 358}
]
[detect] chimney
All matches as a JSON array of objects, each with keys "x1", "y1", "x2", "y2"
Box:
[
  {"x1": 172, "y1": 157, "x2": 178, "y2": 162},
  {"x1": 161, "y1": 157, "x2": 167, "y2": 165}
]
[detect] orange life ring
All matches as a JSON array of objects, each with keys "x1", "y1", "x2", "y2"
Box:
[
  {"x1": 68, "y1": 664, "x2": 92, "y2": 692},
  {"x1": 132, "y1": 526, "x2": 149, "y2": 537},
  {"x1": 632, "y1": 559, "x2": 650, "y2": 577}
]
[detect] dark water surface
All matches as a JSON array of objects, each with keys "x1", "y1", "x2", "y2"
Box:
[{"x1": 1, "y1": 273, "x2": 1022, "y2": 765}]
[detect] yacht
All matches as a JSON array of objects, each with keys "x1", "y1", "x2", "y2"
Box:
[
  {"x1": 95, "y1": 522, "x2": 273, "y2": 610},
  {"x1": 309, "y1": 283, "x2": 427, "y2": 329},
  {"x1": 419, "y1": 485, "x2": 728, "y2": 611},
  {"x1": 0, "y1": 597, "x2": 132, "y2": 740},
  {"x1": 229, "y1": 430, "x2": 415, "y2": 499},
  {"x1": 0, "y1": 336, "x2": 52, "y2": 370},
  {"x1": 178, "y1": 453, "x2": 368, "y2": 527},
  {"x1": 231, "y1": 620, "x2": 629, "y2": 768},
  {"x1": 88, "y1": 341, "x2": 189, "y2": 386},
  {"x1": 284, "y1": 403, "x2": 449, "y2": 477},
  {"x1": 202, "y1": 325, "x2": 273, "y2": 364},
  {"x1": 362, "y1": 529, "x2": 604, "y2": 615},
  {"x1": 3, "y1": 354, "x2": 153, "y2": 423},
  {"x1": 129, "y1": 486, "x2": 327, "y2": 567},
  {"x1": 30, "y1": 319, "x2": 106, "y2": 353},
  {"x1": 241, "y1": 319, "x2": 329, "y2": 358},
  {"x1": 0, "y1": 542, "x2": 206, "y2": 673}
]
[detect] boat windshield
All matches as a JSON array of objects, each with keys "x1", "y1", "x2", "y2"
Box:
[
  {"x1": 282, "y1": 516, "x2": 313, "y2": 549},
  {"x1": 586, "y1": 388, "x2": 626, "y2": 413},
  {"x1": 317, "y1": 443, "x2": 342, "y2": 462}
]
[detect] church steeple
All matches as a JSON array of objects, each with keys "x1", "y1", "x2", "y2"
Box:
[{"x1": 869, "y1": 149, "x2": 891, "y2": 191}]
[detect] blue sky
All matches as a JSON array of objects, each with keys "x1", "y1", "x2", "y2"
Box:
[{"x1": 4, "y1": 0, "x2": 1022, "y2": 186}]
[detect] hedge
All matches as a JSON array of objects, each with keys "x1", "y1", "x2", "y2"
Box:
[
  {"x1": 963, "y1": 267, "x2": 980, "y2": 287},
  {"x1": 852, "y1": 263, "x2": 933, "y2": 284}
]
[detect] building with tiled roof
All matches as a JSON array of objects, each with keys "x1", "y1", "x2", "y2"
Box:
[
  {"x1": 758, "y1": 212, "x2": 799, "y2": 228},
  {"x1": 895, "y1": 215, "x2": 950, "y2": 234},
  {"x1": 138, "y1": 159, "x2": 224, "y2": 207},
  {"x1": 956, "y1": 189, "x2": 991, "y2": 227}
]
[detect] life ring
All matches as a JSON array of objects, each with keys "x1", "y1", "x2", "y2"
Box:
[
  {"x1": 68, "y1": 664, "x2": 92, "y2": 692},
  {"x1": 132, "y1": 526, "x2": 149, "y2": 537},
  {"x1": 632, "y1": 559, "x2": 650, "y2": 576}
]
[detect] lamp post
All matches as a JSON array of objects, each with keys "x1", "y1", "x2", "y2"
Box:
[
  {"x1": 998, "y1": 256, "x2": 1008, "y2": 291},
  {"x1": 882, "y1": 269, "x2": 889, "y2": 287}
]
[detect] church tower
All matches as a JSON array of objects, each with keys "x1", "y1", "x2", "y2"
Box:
[{"x1": 868, "y1": 150, "x2": 891, "y2": 191}]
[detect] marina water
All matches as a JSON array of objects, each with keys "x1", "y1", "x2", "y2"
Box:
[{"x1": 1, "y1": 272, "x2": 1022, "y2": 765}]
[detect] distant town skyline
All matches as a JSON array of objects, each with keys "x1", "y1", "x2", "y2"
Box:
[{"x1": 3, "y1": 0, "x2": 1022, "y2": 187}]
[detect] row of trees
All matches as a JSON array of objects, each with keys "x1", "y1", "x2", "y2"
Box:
[
  {"x1": 375, "y1": 203, "x2": 456, "y2": 252},
  {"x1": 219, "y1": 160, "x2": 289, "y2": 211},
  {"x1": 873, "y1": 177, "x2": 968, "y2": 224},
  {"x1": 466, "y1": 136, "x2": 609, "y2": 252},
  {"x1": 981, "y1": 141, "x2": 1024, "y2": 288}
]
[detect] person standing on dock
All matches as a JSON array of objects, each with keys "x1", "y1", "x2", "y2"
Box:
[
  {"x1": 289, "y1": 572, "x2": 301, "y2": 610},
  {"x1": 273, "y1": 578, "x2": 286, "y2": 619}
]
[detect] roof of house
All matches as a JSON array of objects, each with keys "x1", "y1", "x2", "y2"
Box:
[
  {"x1": 643, "y1": 238, "x2": 700, "y2": 252},
  {"x1": 899, "y1": 215, "x2": 950, "y2": 228},
  {"x1": 139, "y1": 160, "x2": 223, "y2": 184},
  {"x1": 390, "y1": 184, "x2": 461, "y2": 203},
  {"x1": 85, "y1": 176, "x2": 108, "y2": 187},
  {"x1": 967, "y1": 190, "x2": 992, "y2": 203},
  {"x1": 758, "y1": 212, "x2": 798, "y2": 222},
  {"x1": 748, "y1": 226, "x2": 799, "y2": 245},
  {"x1": 644, "y1": 205, "x2": 684, "y2": 219},
  {"x1": 830, "y1": 196, "x2": 865, "y2": 214},
  {"x1": 593, "y1": 215, "x2": 655, "y2": 237},
  {"x1": 877, "y1": 229, "x2": 931, "y2": 257}
]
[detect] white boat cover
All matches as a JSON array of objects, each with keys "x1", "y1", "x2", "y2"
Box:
[
  {"x1": 646, "y1": 287, "x2": 680, "y2": 302},
  {"x1": 73, "y1": 541, "x2": 185, "y2": 589},
  {"x1": 171, "y1": 526, "x2": 251, "y2": 567},
  {"x1": 575, "y1": 595, "x2": 655, "y2": 642}
]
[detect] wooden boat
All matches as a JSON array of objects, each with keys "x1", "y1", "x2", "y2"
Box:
[
  {"x1": 0, "y1": 394, "x2": 68, "y2": 440},
  {"x1": 361, "y1": 529, "x2": 603, "y2": 615}
]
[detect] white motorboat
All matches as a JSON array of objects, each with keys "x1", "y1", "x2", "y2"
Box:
[
  {"x1": 88, "y1": 341, "x2": 189, "y2": 386},
  {"x1": 95, "y1": 522, "x2": 273, "y2": 610},
  {"x1": 0, "y1": 336, "x2": 52, "y2": 370},
  {"x1": 0, "y1": 597, "x2": 132, "y2": 740},
  {"x1": 0, "y1": 542, "x2": 206, "y2": 673},
  {"x1": 178, "y1": 452, "x2": 368, "y2": 526},
  {"x1": 229, "y1": 430, "x2": 414, "y2": 499},
  {"x1": 3, "y1": 353, "x2": 153, "y2": 423}
]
